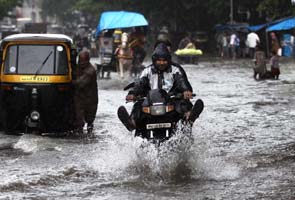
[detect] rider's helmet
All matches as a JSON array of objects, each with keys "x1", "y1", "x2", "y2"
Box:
[{"x1": 152, "y1": 42, "x2": 171, "y2": 71}]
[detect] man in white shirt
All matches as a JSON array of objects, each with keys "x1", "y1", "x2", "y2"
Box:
[
  {"x1": 246, "y1": 32, "x2": 260, "y2": 58},
  {"x1": 229, "y1": 32, "x2": 238, "y2": 59}
]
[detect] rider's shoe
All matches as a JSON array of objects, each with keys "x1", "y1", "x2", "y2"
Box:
[
  {"x1": 87, "y1": 124, "x2": 94, "y2": 135},
  {"x1": 117, "y1": 106, "x2": 135, "y2": 131},
  {"x1": 188, "y1": 99, "x2": 204, "y2": 122}
]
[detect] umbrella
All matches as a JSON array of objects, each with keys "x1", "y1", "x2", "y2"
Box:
[
  {"x1": 96, "y1": 11, "x2": 148, "y2": 37},
  {"x1": 267, "y1": 17, "x2": 295, "y2": 32}
]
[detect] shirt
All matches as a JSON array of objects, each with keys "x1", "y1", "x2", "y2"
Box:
[
  {"x1": 247, "y1": 32, "x2": 260, "y2": 48},
  {"x1": 230, "y1": 34, "x2": 237, "y2": 46}
]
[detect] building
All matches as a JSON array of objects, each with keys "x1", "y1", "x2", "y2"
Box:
[{"x1": 15, "y1": 0, "x2": 43, "y2": 30}]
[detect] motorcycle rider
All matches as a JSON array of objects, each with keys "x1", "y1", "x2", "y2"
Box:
[
  {"x1": 118, "y1": 42, "x2": 203, "y2": 131},
  {"x1": 154, "y1": 40, "x2": 193, "y2": 92}
]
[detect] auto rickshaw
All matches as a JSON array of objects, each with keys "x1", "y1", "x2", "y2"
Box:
[{"x1": 0, "y1": 34, "x2": 77, "y2": 134}]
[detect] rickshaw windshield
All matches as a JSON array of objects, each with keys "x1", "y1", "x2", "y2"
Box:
[{"x1": 4, "y1": 44, "x2": 69, "y2": 75}]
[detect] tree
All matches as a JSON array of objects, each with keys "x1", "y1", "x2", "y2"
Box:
[
  {"x1": 257, "y1": 0, "x2": 295, "y2": 21},
  {"x1": 41, "y1": 0, "x2": 77, "y2": 24},
  {"x1": 0, "y1": 0, "x2": 22, "y2": 20},
  {"x1": 41, "y1": 0, "x2": 295, "y2": 34}
]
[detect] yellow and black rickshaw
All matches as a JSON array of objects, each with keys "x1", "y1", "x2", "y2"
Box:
[{"x1": 0, "y1": 34, "x2": 76, "y2": 134}]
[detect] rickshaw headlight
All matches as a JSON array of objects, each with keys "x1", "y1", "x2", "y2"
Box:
[{"x1": 30, "y1": 111, "x2": 40, "y2": 121}]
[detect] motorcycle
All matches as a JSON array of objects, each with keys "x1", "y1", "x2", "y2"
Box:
[{"x1": 119, "y1": 86, "x2": 204, "y2": 143}]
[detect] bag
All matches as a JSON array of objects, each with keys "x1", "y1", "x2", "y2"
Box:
[{"x1": 277, "y1": 48, "x2": 282, "y2": 56}]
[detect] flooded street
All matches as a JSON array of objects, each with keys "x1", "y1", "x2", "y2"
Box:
[{"x1": 0, "y1": 59, "x2": 295, "y2": 200}]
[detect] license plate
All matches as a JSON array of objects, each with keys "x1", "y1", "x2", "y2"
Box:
[{"x1": 146, "y1": 123, "x2": 171, "y2": 130}]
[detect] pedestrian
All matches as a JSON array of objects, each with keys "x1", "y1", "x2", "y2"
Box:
[
  {"x1": 178, "y1": 33, "x2": 191, "y2": 50},
  {"x1": 216, "y1": 32, "x2": 223, "y2": 57},
  {"x1": 72, "y1": 50, "x2": 98, "y2": 136},
  {"x1": 239, "y1": 33, "x2": 247, "y2": 58},
  {"x1": 221, "y1": 32, "x2": 229, "y2": 58},
  {"x1": 229, "y1": 32, "x2": 238, "y2": 59},
  {"x1": 270, "y1": 32, "x2": 281, "y2": 56},
  {"x1": 246, "y1": 31, "x2": 260, "y2": 59},
  {"x1": 253, "y1": 45, "x2": 267, "y2": 80},
  {"x1": 270, "y1": 49, "x2": 280, "y2": 80}
]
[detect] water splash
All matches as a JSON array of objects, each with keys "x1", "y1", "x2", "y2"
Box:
[
  {"x1": 122, "y1": 123, "x2": 196, "y2": 182},
  {"x1": 13, "y1": 135, "x2": 39, "y2": 153}
]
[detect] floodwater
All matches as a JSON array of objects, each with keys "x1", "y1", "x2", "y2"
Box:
[{"x1": 0, "y1": 58, "x2": 295, "y2": 200}]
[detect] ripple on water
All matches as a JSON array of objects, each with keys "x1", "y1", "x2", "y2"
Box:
[
  {"x1": 0, "y1": 166, "x2": 99, "y2": 195},
  {"x1": 281, "y1": 80, "x2": 295, "y2": 85},
  {"x1": 98, "y1": 77, "x2": 132, "y2": 90}
]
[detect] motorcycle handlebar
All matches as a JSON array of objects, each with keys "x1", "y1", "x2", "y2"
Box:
[
  {"x1": 169, "y1": 93, "x2": 196, "y2": 99},
  {"x1": 126, "y1": 93, "x2": 196, "y2": 103}
]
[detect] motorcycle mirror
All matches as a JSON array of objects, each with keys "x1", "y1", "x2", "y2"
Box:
[{"x1": 124, "y1": 82, "x2": 135, "y2": 91}]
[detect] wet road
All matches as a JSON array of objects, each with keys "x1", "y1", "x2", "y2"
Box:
[{"x1": 0, "y1": 59, "x2": 295, "y2": 199}]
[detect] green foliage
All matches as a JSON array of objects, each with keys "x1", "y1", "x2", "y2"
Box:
[
  {"x1": 206, "y1": 0, "x2": 231, "y2": 24},
  {"x1": 74, "y1": 0, "x2": 104, "y2": 14},
  {"x1": 0, "y1": 0, "x2": 22, "y2": 20},
  {"x1": 257, "y1": 0, "x2": 295, "y2": 20},
  {"x1": 41, "y1": 0, "x2": 75, "y2": 20},
  {"x1": 40, "y1": 0, "x2": 295, "y2": 31}
]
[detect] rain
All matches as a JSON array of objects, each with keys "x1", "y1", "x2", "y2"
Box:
[{"x1": 0, "y1": 0, "x2": 295, "y2": 199}]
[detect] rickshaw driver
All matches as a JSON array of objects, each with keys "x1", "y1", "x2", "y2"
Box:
[{"x1": 72, "y1": 50, "x2": 98, "y2": 135}]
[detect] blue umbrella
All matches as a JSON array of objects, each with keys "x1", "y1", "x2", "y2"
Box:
[
  {"x1": 267, "y1": 17, "x2": 295, "y2": 32},
  {"x1": 248, "y1": 24, "x2": 266, "y2": 32},
  {"x1": 96, "y1": 11, "x2": 148, "y2": 37}
]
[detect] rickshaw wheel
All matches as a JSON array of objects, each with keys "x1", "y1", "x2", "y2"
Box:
[{"x1": 2, "y1": 112, "x2": 22, "y2": 135}]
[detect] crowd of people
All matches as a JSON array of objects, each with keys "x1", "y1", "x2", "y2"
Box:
[
  {"x1": 70, "y1": 27, "x2": 286, "y2": 137},
  {"x1": 216, "y1": 31, "x2": 282, "y2": 80},
  {"x1": 217, "y1": 31, "x2": 257, "y2": 59}
]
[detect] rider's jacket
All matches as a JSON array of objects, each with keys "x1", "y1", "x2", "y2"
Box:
[{"x1": 130, "y1": 63, "x2": 192, "y2": 97}]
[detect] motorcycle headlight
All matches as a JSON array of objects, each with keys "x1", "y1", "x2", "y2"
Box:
[
  {"x1": 30, "y1": 111, "x2": 40, "y2": 121},
  {"x1": 150, "y1": 105, "x2": 166, "y2": 116}
]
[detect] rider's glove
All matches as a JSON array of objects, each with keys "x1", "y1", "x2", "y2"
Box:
[
  {"x1": 183, "y1": 91, "x2": 193, "y2": 100},
  {"x1": 126, "y1": 94, "x2": 135, "y2": 102}
]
